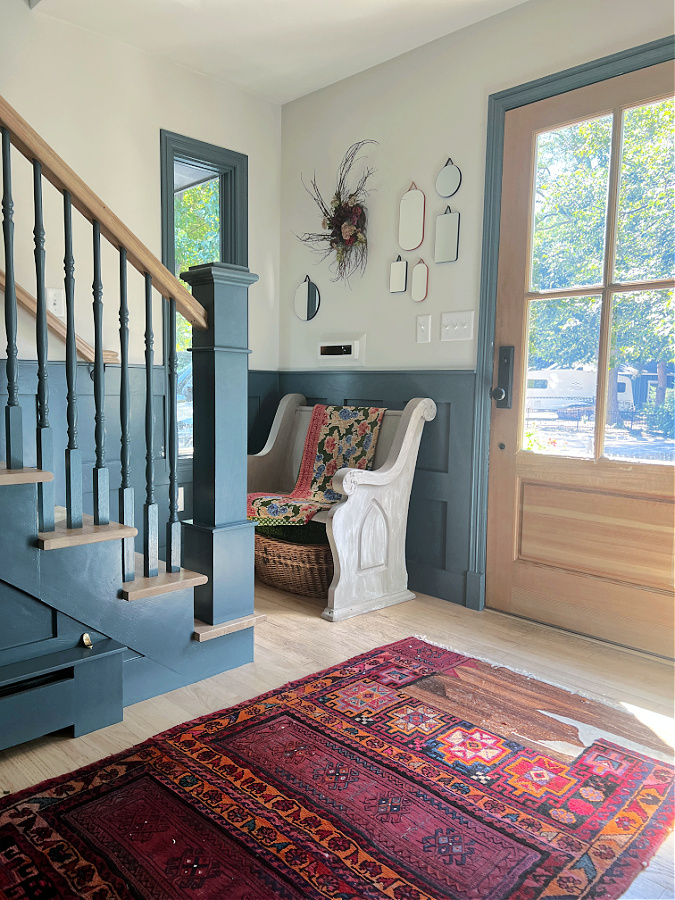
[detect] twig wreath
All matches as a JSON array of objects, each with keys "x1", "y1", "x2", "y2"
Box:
[{"x1": 299, "y1": 140, "x2": 377, "y2": 282}]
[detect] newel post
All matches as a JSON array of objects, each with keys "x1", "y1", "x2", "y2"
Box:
[{"x1": 181, "y1": 262, "x2": 258, "y2": 625}]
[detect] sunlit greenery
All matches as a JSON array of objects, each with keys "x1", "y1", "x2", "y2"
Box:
[
  {"x1": 529, "y1": 98, "x2": 674, "y2": 426},
  {"x1": 174, "y1": 176, "x2": 220, "y2": 354}
]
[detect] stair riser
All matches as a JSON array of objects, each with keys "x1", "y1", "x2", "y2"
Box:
[{"x1": 123, "y1": 626, "x2": 253, "y2": 707}]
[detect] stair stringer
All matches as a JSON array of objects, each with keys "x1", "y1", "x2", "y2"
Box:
[
  {"x1": 0, "y1": 484, "x2": 255, "y2": 701},
  {"x1": 0, "y1": 485, "x2": 189, "y2": 674}
]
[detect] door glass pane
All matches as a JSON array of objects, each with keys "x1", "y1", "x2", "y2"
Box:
[
  {"x1": 173, "y1": 160, "x2": 221, "y2": 457},
  {"x1": 604, "y1": 290, "x2": 674, "y2": 464},
  {"x1": 530, "y1": 115, "x2": 612, "y2": 292},
  {"x1": 614, "y1": 97, "x2": 675, "y2": 284},
  {"x1": 523, "y1": 296, "x2": 602, "y2": 457}
]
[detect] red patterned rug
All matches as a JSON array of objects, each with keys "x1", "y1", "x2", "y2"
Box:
[{"x1": 0, "y1": 638, "x2": 673, "y2": 899}]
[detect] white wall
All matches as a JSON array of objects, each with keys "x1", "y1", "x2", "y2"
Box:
[
  {"x1": 0, "y1": 0, "x2": 281, "y2": 368},
  {"x1": 280, "y1": 0, "x2": 674, "y2": 372}
]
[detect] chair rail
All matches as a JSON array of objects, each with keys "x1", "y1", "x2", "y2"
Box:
[
  {"x1": 0, "y1": 269, "x2": 118, "y2": 364},
  {"x1": 0, "y1": 93, "x2": 207, "y2": 331}
]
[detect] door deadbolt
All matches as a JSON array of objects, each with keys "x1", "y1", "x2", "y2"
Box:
[{"x1": 491, "y1": 346, "x2": 514, "y2": 408}]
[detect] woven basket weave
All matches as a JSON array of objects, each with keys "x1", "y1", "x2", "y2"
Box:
[{"x1": 254, "y1": 532, "x2": 334, "y2": 599}]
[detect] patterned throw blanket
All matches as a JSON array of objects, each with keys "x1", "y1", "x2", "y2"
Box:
[{"x1": 247, "y1": 405, "x2": 386, "y2": 526}]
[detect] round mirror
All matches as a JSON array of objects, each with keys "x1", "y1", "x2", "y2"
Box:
[
  {"x1": 436, "y1": 158, "x2": 462, "y2": 198},
  {"x1": 294, "y1": 276, "x2": 320, "y2": 321}
]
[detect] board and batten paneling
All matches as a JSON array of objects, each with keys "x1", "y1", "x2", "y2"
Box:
[{"x1": 273, "y1": 370, "x2": 476, "y2": 606}]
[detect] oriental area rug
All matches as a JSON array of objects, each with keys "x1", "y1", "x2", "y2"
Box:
[{"x1": 0, "y1": 638, "x2": 673, "y2": 900}]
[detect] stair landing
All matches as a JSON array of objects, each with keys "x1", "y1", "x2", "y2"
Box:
[
  {"x1": 0, "y1": 461, "x2": 53, "y2": 485},
  {"x1": 37, "y1": 506, "x2": 137, "y2": 550}
]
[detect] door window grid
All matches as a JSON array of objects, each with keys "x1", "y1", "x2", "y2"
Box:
[{"x1": 523, "y1": 95, "x2": 674, "y2": 463}]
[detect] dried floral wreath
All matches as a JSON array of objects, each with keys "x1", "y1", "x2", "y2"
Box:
[{"x1": 299, "y1": 140, "x2": 377, "y2": 282}]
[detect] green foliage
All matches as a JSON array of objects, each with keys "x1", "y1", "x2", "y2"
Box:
[
  {"x1": 615, "y1": 100, "x2": 675, "y2": 282},
  {"x1": 173, "y1": 177, "x2": 221, "y2": 354},
  {"x1": 644, "y1": 389, "x2": 674, "y2": 438},
  {"x1": 174, "y1": 177, "x2": 220, "y2": 276},
  {"x1": 532, "y1": 116, "x2": 612, "y2": 291},
  {"x1": 523, "y1": 423, "x2": 567, "y2": 454},
  {"x1": 528, "y1": 98, "x2": 674, "y2": 424},
  {"x1": 528, "y1": 297, "x2": 601, "y2": 369},
  {"x1": 609, "y1": 291, "x2": 674, "y2": 372}
]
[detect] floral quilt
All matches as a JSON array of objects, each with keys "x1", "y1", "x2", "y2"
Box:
[{"x1": 247, "y1": 405, "x2": 386, "y2": 526}]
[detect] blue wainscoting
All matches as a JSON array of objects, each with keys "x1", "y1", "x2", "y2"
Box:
[
  {"x1": 1, "y1": 362, "x2": 478, "y2": 606},
  {"x1": 249, "y1": 370, "x2": 477, "y2": 607}
]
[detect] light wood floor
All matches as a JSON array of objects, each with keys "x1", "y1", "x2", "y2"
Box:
[{"x1": 1, "y1": 583, "x2": 673, "y2": 898}]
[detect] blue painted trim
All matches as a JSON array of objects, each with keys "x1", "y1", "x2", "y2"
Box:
[
  {"x1": 160, "y1": 130, "x2": 248, "y2": 272},
  {"x1": 470, "y1": 36, "x2": 675, "y2": 601}
]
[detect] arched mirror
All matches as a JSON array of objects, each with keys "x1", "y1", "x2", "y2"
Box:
[
  {"x1": 398, "y1": 184, "x2": 425, "y2": 251},
  {"x1": 411, "y1": 259, "x2": 429, "y2": 302},
  {"x1": 435, "y1": 158, "x2": 462, "y2": 198},
  {"x1": 294, "y1": 276, "x2": 321, "y2": 321}
]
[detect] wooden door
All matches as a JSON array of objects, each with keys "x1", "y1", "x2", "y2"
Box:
[{"x1": 486, "y1": 62, "x2": 675, "y2": 657}]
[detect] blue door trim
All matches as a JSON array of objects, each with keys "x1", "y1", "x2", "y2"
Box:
[{"x1": 468, "y1": 35, "x2": 675, "y2": 610}]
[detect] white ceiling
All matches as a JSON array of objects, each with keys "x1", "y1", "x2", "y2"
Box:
[{"x1": 31, "y1": 0, "x2": 531, "y2": 104}]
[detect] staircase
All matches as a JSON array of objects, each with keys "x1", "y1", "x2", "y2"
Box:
[{"x1": 0, "y1": 95, "x2": 261, "y2": 751}]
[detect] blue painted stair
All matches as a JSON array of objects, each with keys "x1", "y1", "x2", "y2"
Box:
[{"x1": 0, "y1": 475, "x2": 253, "y2": 750}]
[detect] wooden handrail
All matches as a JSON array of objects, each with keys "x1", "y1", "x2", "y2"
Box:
[
  {"x1": 0, "y1": 93, "x2": 207, "y2": 331},
  {"x1": 0, "y1": 270, "x2": 118, "y2": 364}
]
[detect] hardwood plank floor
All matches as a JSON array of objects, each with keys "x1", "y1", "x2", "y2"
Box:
[{"x1": 1, "y1": 583, "x2": 673, "y2": 898}]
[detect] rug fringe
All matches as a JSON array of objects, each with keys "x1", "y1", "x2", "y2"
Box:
[{"x1": 413, "y1": 634, "x2": 626, "y2": 711}]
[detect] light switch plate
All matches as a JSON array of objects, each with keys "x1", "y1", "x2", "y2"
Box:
[
  {"x1": 441, "y1": 310, "x2": 474, "y2": 341},
  {"x1": 47, "y1": 288, "x2": 66, "y2": 318},
  {"x1": 416, "y1": 314, "x2": 431, "y2": 343}
]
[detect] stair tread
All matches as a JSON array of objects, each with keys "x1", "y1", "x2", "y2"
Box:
[
  {"x1": 37, "y1": 506, "x2": 138, "y2": 550},
  {"x1": 193, "y1": 612, "x2": 267, "y2": 642},
  {"x1": 122, "y1": 554, "x2": 208, "y2": 600},
  {"x1": 0, "y1": 461, "x2": 54, "y2": 485},
  {"x1": 0, "y1": 639, "x2": 126, "y2": 688}
]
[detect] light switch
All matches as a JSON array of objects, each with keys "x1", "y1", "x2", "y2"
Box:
[
  {"x1": 47, "y1": 288, "x2": 66, "y2": 318},
  {"x1": 416, "y1": 314, "x2": 431, "y2": 343},
  {"x1": 441, "y1": 310, "x2": 474, "y2": 341}
]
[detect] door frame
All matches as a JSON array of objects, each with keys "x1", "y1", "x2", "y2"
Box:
[{"x1": 468, "y1": 35, "x2": 675, "y2": 611}]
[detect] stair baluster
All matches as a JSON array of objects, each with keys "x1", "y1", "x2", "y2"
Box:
[
  {"x1": 92, "y1": 221, "x2": 109, "y2": 525},
  {"x1": 119, "y1": 249, "x2": 135, "y2": 581},
  {"x1": 1, "y1": 127, "x2": 22, "y2": 469},
  {"x1": 143, "y1": 273, "x2": 158, "y2": 577},
  {"x1": 166, "y1": 296, "x2": 180, "y2": 572},
  {"x1": 63, "y1": 193, "x2": 83, "y2": 529},
  {"x1": 33, "y1": 161, "x2": 54, "y2": 529}
]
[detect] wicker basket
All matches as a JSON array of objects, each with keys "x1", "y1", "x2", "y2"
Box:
[{"x1": 254, "y1": 532, "x2": 334, "y2": 599}]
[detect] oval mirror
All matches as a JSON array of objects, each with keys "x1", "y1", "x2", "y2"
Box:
[
  {"x1": 411, "y1": 260, "x2": 428, "y2": 302},
  {"x1": 294, "y1": 276, "x2": 320, "y2": 321},
  {"x1": 435, "y1": 158, "x2": 462, "y2": 198},
  {"x1": 398, "y1": 184, "x2": 425, "y2": 251}
]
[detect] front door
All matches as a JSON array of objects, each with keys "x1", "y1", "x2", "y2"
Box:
[{"x1": 486, "y1": 62, "x2": 674, "y2": 657}]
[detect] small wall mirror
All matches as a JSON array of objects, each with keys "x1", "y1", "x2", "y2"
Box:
[
  {"x1": 436, "y1": 158, "x2": 462, "y2": 198},
  {"x1": 389, "y1": 255, "x2": 408, "y2": 293},
  {"x1": 411, "y1": 259, "x2": 429, "y2": 302},
  {"x1": 398, "y1": 184, "x2": 425, "y2": 251},
  {"x1": 434, "y1": 207, "x2": 460, "y2": 263},
  {"x1": 294, "y1": 276, "x2": 320, "y2": 321}
]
